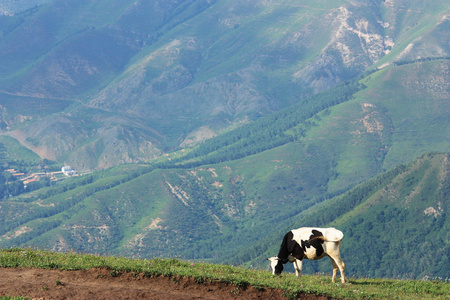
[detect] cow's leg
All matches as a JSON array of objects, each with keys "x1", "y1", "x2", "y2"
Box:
[
  {"x1": 329, "y1": 255, "x2": 346, "y2": 283},
  {"x1": 293, "y1": 259, "x2": 303, "y2": 278},
  {"x1": 329, "y1": 257, "x2": 339, "y2": 283},
  {"x1": 336, "y1": 257, "x2": 346, "y2": 284}
]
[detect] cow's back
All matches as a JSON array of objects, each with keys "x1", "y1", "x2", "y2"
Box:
[{"x1": 291, "y1": 227, "x2": 343, "y2": 242}]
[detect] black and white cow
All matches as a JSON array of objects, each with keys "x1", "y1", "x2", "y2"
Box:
[{"x1": 267, "y1": 227, "x2": 346, "y2": 283}]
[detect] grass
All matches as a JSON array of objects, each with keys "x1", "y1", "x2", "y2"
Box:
[
  {"x1": 0, "y1": 248, "x2": 448, "y2": 300},
  {"x1": 0, "y1": 136, "x2": 41, "y2": 164}
]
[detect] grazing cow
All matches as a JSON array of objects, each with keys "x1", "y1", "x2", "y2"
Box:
[{"x1": 267, "y1": 227, "x2": 346, "y2": 283}]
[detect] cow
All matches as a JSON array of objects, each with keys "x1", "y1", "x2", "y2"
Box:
[{"x1": 267, "y1": 227, "x2": 346, "y2": 283}]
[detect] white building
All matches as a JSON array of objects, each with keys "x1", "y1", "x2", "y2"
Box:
[{"x1": 61, "y1": 165, "x2": 76, "y2": 176}]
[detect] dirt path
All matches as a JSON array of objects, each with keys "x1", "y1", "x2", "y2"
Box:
[{"x1": 0, "y1": 267, "x2": 316, "y2": 299}]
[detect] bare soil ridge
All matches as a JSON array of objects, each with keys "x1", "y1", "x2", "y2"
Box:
[{"x1": 0, "y1": 267, "x2": 329, "y2": 299}]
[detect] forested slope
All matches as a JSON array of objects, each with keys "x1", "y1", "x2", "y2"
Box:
[
  {"x1": 240, "y1": 153, "x2": 449, "y2": 279},
  {"x1": 0, "y1": 60, "x2": 448, "y2": 279}
]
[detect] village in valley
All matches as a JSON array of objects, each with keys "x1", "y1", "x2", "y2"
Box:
[{"x1": 4, "y1": 165, "x2": 78, "y2": 190}]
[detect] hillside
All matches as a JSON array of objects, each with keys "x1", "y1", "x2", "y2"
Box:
[
  {"x1": 0, "y1": 105, "x2": 448, "y2": 279},
  {"x1": 0, "y1": 0, "x2": 448, "y2": 169},
  {"x1": 0, "y1": 248, "x2": 448, "y2": 300},
  {"x1": 242, "y1": 152, "x2": 449, "y2": 279},
  {"x1": 0, "y1": 0, "x2": 448, "y2": 281}
]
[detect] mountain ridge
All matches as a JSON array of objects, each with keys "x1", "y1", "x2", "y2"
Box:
[{"x1": 0, "y1": 0, "x2": 448, "y2": 170}]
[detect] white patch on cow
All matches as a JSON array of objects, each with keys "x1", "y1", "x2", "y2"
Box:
[
  {"x1": 292, "y1": 227, "x2": 344, "y2": 243},
  {"x1": 267, "y1": 256, "x2": 279, "y2": 275}
]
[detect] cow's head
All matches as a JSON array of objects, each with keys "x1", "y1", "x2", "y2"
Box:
[{"x1": 267, "y1": 256, "x2": 284, "y2": 275}]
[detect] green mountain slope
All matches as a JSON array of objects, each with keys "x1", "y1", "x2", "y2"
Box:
[
  {"x1": 0, "y1": 0, "x2": 448, "y2": 169},
  {"x1": 0, "y1": 60, "x2": 448, "y2": 278},
  {"x1": 1, "y1": 151, "x2": 447, "y2": 279},
  {"x1": 334, "y1": 153, "x2": 449, "y2": 279},
  {"x1": 0, "y1": 0, "x2": 448, "y2": 280},
  {"x1": 174, "y1": 58, "x2": 449, "y2": 192},
  {"x1": 241, "y1": 153, "x2": 449, "y2": 279}
]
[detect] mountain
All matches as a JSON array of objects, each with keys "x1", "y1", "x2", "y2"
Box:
[
  {"x1": 0, "y1": 150, "x2": 448, "y2": 279},
  {"x1": 0, "y1": 61, "x2": 448, "y2": 278},
  {"x1": 0, "y1": 0, "x2": 448, "y2": 279},
  {"x1": 0, "y1": 0, "x2": 448, "y2": 169}
]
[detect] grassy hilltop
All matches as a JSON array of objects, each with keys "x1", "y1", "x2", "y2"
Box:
[{"x1": 0, "y1": 248, "x2": 448, "y2": 299}]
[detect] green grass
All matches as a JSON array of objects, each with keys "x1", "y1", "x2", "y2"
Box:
[
  {"x1": 0, "y1": 248, "x2": 448, "y2": 300},
  {"x1": 0, "y1": 136, "x2": 41, "y2": 164}
]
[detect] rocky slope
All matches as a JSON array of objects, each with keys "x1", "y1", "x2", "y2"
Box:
[{"x1": 0, "y1": 0, "x2": 448, "y2": 170}]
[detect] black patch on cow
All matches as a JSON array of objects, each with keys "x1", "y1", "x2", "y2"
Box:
[
  {"x1": 277, "y1": 231, "x2": 304, "y2": 263},
  {"x1": 300, "y1": 230, "x2": 325, "y2": 257}
]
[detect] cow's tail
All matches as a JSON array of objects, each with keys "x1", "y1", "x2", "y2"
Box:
[{"x1": 308, "y1": 235, "x2": 327, "y2": 243}]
